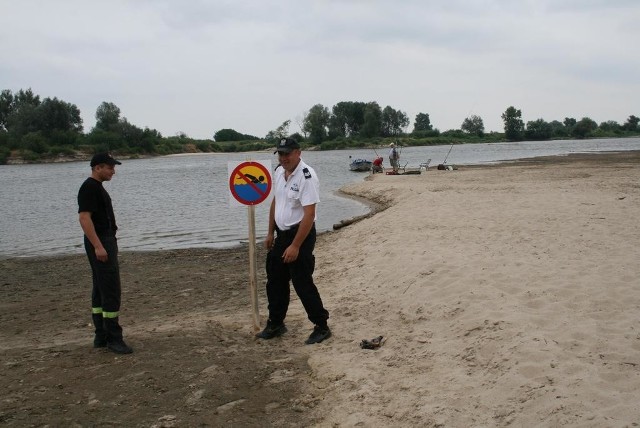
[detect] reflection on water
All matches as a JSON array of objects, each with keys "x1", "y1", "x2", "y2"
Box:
[
  {"x1": 0, "y1": 152, "x2": 370, "y2": 257},
  {"x1": 1, "y1": 137, "x2": 639, "y2": 257}
]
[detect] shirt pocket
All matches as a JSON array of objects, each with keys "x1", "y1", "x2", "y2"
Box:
[{"x1": 287, "y1": 188, "x2": 301, "y2": 206}]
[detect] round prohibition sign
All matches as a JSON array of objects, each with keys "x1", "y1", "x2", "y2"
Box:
[{"x1": 229, "y1": 161, "x2": 272, "y2": 205}]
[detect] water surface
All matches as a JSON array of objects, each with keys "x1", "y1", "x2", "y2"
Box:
[{"x1": 1, "y1": 137, "x2": 639, "y2": 257}]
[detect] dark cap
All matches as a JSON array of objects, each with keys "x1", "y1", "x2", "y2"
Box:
[
  {"x1": 274, "y1": 137, "x2": 300, "y2": 154},
  {"x1": 90, "y1": 153, "x2": 122, "y2": 167}
]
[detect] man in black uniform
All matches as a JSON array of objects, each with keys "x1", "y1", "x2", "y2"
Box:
[{"x1": 78, "y1": 153, "x2": 133, "y2": 354}]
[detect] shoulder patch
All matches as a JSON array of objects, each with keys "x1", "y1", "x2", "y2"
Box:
[{"x1": 303, "y1": 167, "x2": 312, "y2": 179}]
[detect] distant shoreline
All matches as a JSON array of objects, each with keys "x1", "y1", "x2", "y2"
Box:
[{"x1": 4, "y1": 135, "x2": 639, "y2": 165}]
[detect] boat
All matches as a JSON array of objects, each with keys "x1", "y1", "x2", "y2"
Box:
[{"x1": 349, "y1": 158, "x2": 372, "y2": 172}]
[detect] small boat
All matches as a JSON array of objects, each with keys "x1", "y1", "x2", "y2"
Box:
[{"x1": 349, "y1": 158, "x2": 372, "y2": 172}]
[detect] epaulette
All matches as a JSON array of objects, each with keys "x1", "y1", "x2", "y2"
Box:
[{"x1": 303, "y1": 167, "x2": 312, "y2": 179}]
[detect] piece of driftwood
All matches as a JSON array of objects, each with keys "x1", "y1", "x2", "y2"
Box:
[{"x1": 332, "y1": 213, "x2": 371, "y2": 230}]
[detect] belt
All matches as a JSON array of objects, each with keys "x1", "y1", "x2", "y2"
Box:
[
  {"x1": 276, "y1": 222, "x2": 317, "y2": 237},
  {"x1": 276, "y1": 224, "x2": 299, "y2": 235}
]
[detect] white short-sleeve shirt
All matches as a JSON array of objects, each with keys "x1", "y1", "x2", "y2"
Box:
[{"x1": 273, "y1": 159, "x2": 319, "y2": 230}]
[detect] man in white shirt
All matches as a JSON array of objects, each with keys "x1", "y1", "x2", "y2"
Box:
[
  {"x1": 256, "y1": 138, "x2": 331, "y2": 344},
  {"x1": 389, "y1": 142, "x2": 399, "y2": 172}
]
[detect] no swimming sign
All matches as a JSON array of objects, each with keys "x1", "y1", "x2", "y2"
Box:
[{"x1": 228, "y1": 160, "x2": 272, "y2": 206}]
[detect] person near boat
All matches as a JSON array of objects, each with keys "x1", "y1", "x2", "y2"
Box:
[
  {"x1": 372, "y1": 156, "x2": 384, "y2": 173},
  {"x1": 389, "y1": 143, "x2": 400, "y2": 172}
]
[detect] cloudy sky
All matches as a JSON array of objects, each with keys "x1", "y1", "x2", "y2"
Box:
[{"x1": 2, "y1": 0, "x2": 638, "y2": 139}]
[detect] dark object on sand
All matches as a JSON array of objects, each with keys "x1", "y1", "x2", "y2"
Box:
[{"x1": 360, "y1": 336, "x2": 385, "y2": 349}]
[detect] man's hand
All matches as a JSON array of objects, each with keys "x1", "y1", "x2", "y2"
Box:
[
  {"x1": 282, "y1": 245, "x2": 300, "y2": 263},
  {"x1": 95, "y1": 247, "x2": 108, "y2": 262},
  {"x1": 264, "y1": 234, "x2": 274, "y2": 250}
]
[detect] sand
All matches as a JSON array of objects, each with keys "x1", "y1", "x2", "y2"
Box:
[
  {"x1": 1, "y1": 151, "x2": 639, "y2": 426},
  {"x1": 311, "y1": 151, "x2": 640, "y2": 427}
]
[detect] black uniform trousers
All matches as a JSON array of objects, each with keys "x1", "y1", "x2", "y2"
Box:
[
  {"x1": 84, "y1": 235, "x2": 123, "y2": 342},
  {"x1": 265, "y1": 224, "x2": 329, "y2": 327}
]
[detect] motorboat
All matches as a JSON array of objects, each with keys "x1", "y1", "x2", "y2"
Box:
[{"x1": 349, "y1": 158, "x2": 372, "y2": 172}]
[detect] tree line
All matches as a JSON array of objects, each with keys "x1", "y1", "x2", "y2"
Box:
[
  {"x1": 291, "y1": 102, "x2": 638, "y2": 143},
  {"x1": 501, "y1": 106, "x2": 639, "y2": 141},
  {"x1": 1, "y1": 88, "x2": 638, "y2": 164}
]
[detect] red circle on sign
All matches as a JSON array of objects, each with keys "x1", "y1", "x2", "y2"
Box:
[{"x1": 229, "y1": 162, "x2": 272, "y2": 205}]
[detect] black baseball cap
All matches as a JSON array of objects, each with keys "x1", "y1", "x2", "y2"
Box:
[
  {"x1": 90, "y1": 153, "x2": 122, "y2": 167},
  {"x1": 274, "y1": 137, "x2": 300, "y2": 154}
]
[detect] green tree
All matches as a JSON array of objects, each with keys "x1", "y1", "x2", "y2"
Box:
[
  {"x1": 381, "y1": 106, "x2": 409, "y2": 137},
  {"x1": 525, "y1": 119, "x2": 552, "y2": 140},
  {"x1": 38, "y1": 97, "x2": 83, "y2": 135},
  {"x1": 328, "y1": 104, "x2": 348, "y2": 139},
  {"x1": 289, "y1": 132, "x2": 304, "y2": 143},
  {"x1": 361, "y1": 102, "x2": 382, "y2": 138},
  {"x1": 20, "y1": 131, "x2": 48, "y2": 154},
  {"x1": 461, "y1": 115, "x2": 485, "y2": 136},
  {"x1": 265, "y1": 120, "x2": 291, "y2": 143},
  {"x1": 501, "y1": 106, "x2": 524, "y2": 141},
  {"x1": 13, "y1": 88, "x2": 41, "y2": 108},
  {"x1": 572, "y1": 117, "x2": 597, "y2": 139},
  {"x1": 1, "y1": 90, "x2": 81, "y2": 137},
  {"x1": 2, "y1": 88, "x2": 42, "y2": 137},
  {"x1": 0, "y1": 89, "x2": 14, "y2": 131},
  {"x1": 397, "y1": 110, "x2": 409, "y2": 134},
  {"x1": 117, "y1": 118, "x2": 145, "y2": 150},
  {"x1": 85, "y1": 128, "x2": 122, "y2": 151},
  {"x1": 95, "y1": 102, "x2": 121, "y2": 132},
  {"x1": 49, "y1": 129, "x2": 81, "y2": 148},
  {"x1": 138, "y1": 127, "x2": 160, "y2": 152},
  {"x1": 213, "y1": 128, "x2": 259, "y2": 141},
  {"x1": 623, "y1": 115, "x2": 639, "y2": 132},
  {"x1": 303, "y1": 104, "x2": 330, "y2": 144},
  {"x1": 5, "y1": 103, "x2": 39, "y2": 137},
  {"x1": 549, "y1": 120, "x2": 568, "y2": 138},
  {"x1": 214, "y1": 128, "x2": 245, "y2": 142},
  {"x1": 328, "y1": 101, "x2": 366, "y2": 138},
  {"x1": 1, "y1": 89, "x2": 84, "y2": 158},
  {"x1": 413, "y1": 113, "x2": 433, "y2": 133},
  {"x1": 563, "y1": 117, "x2": 576, "y2": 135},
  {"x1": 599, "y1": 120, "x2": 621, "y2": 132}
]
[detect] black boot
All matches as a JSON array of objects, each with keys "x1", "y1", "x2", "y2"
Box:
[
  {"x1": 255, "y1": 320, "x2": 287, "y2": 339},
  {"x1": 92, "y1": 313, "x2": 107, "y2": 348},
  {"x1": 104, "y1": 317, "x2": 133, "y2": 354}
]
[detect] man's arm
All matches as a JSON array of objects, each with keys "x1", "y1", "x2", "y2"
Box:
[
  {"x1": 79, "y1": 211, "x2": 108, "y2": 262},
  {"x1": 264, "y1": 198, "x2": 276, "y2": 250},
  {"x1": 282, "y1": 203, "x2": 315, "y2": 263}
]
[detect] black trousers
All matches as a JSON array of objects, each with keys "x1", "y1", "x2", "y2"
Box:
[
  {"x1": 265, "y1": 224, "x2": 329, "y2": 327},
  {"x1": 84, "y1": 235, "x2": 123, "y2": 341}
]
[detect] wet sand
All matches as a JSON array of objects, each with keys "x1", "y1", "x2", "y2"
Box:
[{"x1": 1, "y1": 151, "x2": 639, "y2": 426}]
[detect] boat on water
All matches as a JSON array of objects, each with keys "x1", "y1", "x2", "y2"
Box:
[{"x1": 349, "y1": 158, "x2": 372, "y2": 172}]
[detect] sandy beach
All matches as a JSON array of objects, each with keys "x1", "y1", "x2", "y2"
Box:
[{"x1": 1, "y1": 151, "x2": 639, "y2": 426}]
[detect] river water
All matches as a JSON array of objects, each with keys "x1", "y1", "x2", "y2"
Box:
[{"x1": 1, "y1": 137, "x2": 639, "y2": 258}]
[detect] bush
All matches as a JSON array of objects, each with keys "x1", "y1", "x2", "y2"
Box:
[
  {"x1": 411, "y1": 129, "x2": 440, "y2": 138},
  {"x1": 19, "y1": 149, "x2": 42, "y2": 162},
  {"x1": 48, "y1": 145, "x2": 76, "y2": 156},
  {"x1": 319, "y1": 140, "x2": 348, "y2": 150},
  {"x1": 440, "y1": 129, "x2": 466, "y2": 138},
  {"x1": 196, "y1": 141, "x2": 211, "y2": 152},
  {"x1": 221, "y1": 143, "x2": 239, "y2": 152},
  {"x1": 85, "y1": 129, "x2": 125, "y2": 150},
  {"x1": 0, "y1": 146, "x2": 9, "y2": 164},
  {"x1": 20, "y1": 132, "x2": 49, "y2": 154},
  {"x1": 49, "y1": 129, "x2": 81, "y2": 147}
]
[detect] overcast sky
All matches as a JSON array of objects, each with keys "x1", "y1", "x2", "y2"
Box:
[{"x1": 2, "y1": 0, "x2": 638, "y2": 139}]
